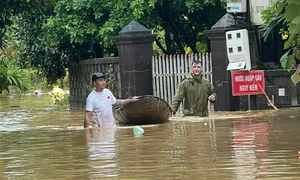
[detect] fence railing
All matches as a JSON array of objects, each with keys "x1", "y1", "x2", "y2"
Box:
[{"x1": 152, "y1": 53, "x2": 213, "y2": 111}]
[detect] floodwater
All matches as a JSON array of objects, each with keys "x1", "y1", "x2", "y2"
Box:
[{"x1": 1, "y1": 95, "x2": 300, "y2": 179}]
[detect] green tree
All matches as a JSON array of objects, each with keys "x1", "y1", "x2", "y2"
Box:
[
  {"x1": 259, "y1": 0, "x2": 287, "y2": 42},
  {"x1": 43, "y1": 0, "x2": 225, "y2": 55},
  {"x1": 0, "y1": 0, "x2": 56, "y2": 47},
  {"x1": 149, "y1": 0, "x2": 225, "y2": 54},
  {"x1": 1, "y1": 0, "x2": 62, "y2": 84},
  {"x1": 260, "y1": 0, "x2": 300, "y2": 84},
  {"x1": 3, "y1": 0, "x2": 225, "y2": 83}
]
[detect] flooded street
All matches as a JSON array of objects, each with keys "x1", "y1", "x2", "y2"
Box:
[{"x1": 1, "y1": 95, "x2": 300, "y2": 179}]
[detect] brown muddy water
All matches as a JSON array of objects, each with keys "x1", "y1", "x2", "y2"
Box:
[{"x1": 1, "y1": 94, "x2": 300, "y2": 179}]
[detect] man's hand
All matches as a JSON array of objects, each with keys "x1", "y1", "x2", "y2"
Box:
[
  {"x1": 84, "y1": 111, "x2": 92, "y2": 128},
  {"x1": 208, "y1": 95, "x2": 215, "y2": 102},
  {"x1": 171, "y1": 108, "x2": 176, "y2": 116},
  {"x1": 130, "y1": 96, "x2": 140, "y2": 102},
  {"x1": 83, "y1": 120, "x2": 88, "y2": 128}
]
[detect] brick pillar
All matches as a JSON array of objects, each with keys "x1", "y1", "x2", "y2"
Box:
[
  {"x1": 115, "y1": 21, "x2": 156, "y2": 98},
  {"x1": 204, "y1": 29, "x2": 241, "y2": 111}
]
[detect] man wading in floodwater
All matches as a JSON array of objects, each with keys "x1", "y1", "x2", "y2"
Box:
[
  {"x1": 171, "y1": 60, "x2": 217, "y2": 117},
  {"x1": 83, "y1": 73, "x2": 139, "y2": 128}
]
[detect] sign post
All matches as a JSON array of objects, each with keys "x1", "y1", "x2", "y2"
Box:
[{"x1": 231, "y1": 70, "x2": 265, "y2": 110}]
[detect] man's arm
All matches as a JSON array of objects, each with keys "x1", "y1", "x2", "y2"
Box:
[
  {"x1": 208, "y1": 83, "x2": 217, "y2": 103},
  {"x1": 171, "y1": 83, "x2": 185, "y2": 114},
  {"x1": 84, "y1": 111, "x2": 92, "y2": 128},
  {"x1": 114, "y1": 96, "x2": 139, "y2": 106}
]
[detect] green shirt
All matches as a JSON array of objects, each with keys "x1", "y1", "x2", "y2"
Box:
[{"x1": 171, "y1": 74, "x2": 216, "y2": 117}]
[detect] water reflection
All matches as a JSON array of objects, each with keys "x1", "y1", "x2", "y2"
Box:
[
  {"x1": 85, "y1": 128, "x2": 118, "y2": 178},
  {"x1": 232, "y1": 118, "x2": 269, "y2": 179}
]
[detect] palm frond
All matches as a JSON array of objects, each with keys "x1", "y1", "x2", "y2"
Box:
[
  {"x1": 0, "y1": 58, "x2": 30, "y2": 93},
  {"x1": 259, "y1": 0, "x2": 288, "y2": 42},
  {"x1": 259, "y1": 14, "x2": 287, "y2": 41}
]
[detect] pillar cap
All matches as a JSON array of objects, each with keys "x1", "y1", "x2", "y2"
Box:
[
  {"x1": 211, "y1": 13, "x2": 247, "y2": 30},
  {"x1": 119, "y1": 20, "x2": 151, "y2": 35}
]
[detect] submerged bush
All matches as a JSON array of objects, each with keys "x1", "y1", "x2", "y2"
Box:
[{"x1": 49, "y1": 86, "x2": 69, "y2": 107}]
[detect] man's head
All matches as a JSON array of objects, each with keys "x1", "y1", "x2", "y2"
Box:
[
  {"x1": 92, "y1": 72, "x2": 107, "y2": 91},
  {"x1": 191, "y1": 60, "x2": 202, "y2": 76}
]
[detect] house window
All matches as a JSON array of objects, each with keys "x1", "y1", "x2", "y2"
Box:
[
  {"x1": 228, "y1": 34, "x2": 232, "y2": 40},
  {"x1": 238, "y1": 46, "x2": 242, "y2": 52}
]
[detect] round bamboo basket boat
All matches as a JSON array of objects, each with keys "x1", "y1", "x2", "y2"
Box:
[{"x1": 113, "y1": 95, "x2": 172, "y2": 125}]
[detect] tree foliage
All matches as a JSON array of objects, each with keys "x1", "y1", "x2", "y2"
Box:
[
  {"x1": 1, "y1": 0, "x2": 63, "y2": 84},
  {"x1": 150, "y1": 0, "x2": 225, "y2": 54},
  {"x1": 259, "y1": 0, "x2": 287, "y2": 42},
  {"x1": 2, "y1": 0, "x2": 225, "y2": 83},
  {"x1": 0, "y1": 0, "x2": 56, "y2": 47},
  {"x1": 260, "y1": 0, "x2": 300, "y2": 84},
  {"x1": 43, "y1": 0, "x2": 225, "y2": 56}
]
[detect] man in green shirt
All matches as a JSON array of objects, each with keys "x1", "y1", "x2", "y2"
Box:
[{"x1": 171, "y1": 60, "x2": 216, "y2": 117}]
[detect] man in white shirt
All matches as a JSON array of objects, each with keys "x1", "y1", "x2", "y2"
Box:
[{"x1": 84, "y1": 72, "x2": 139, "y2": 128}]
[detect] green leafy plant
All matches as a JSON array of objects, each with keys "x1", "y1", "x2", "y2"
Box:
[
  {"x1": 260, "y1": 0, "x2": 300, "y2": 84},
  {"x1": 0, "y1": 52, "x2": 30, "y2": 94}
]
